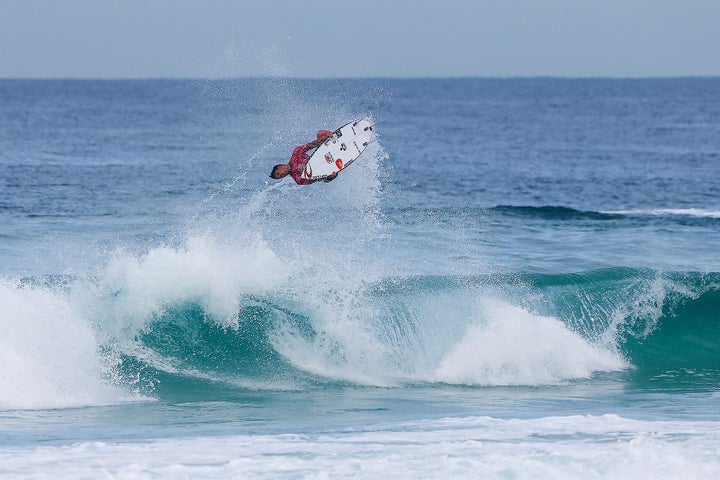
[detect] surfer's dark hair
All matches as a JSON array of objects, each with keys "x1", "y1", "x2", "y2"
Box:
[{"x1": 270, "y1": 164, "x2": 285, "y2": 179}]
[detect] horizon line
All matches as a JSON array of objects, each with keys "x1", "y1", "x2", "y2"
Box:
[{"x1": 1, "y1": 74, "x2": 719, "y2": 82}]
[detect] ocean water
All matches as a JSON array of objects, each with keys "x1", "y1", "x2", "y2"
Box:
[{"x1": 1, "y1": 77, "x2": 719, "y2": 479}]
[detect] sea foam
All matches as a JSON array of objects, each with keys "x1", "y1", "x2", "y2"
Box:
[
  {"x1": 432, "y1": 299, "x2": 625, "y2": 385},
  {"x1": 99, "y1": 234, "x2": 287, "y2": 330},
  {"x1": 0, "y1": 279, "x2": 131, "y2": 410},
  {"x1": 1, "y1": 415, "x2": 718, "y2": 479}
]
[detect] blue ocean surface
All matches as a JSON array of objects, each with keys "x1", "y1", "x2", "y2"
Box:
[{"x1": 1, "y1": 78, "x2": 720, "y2": 478}]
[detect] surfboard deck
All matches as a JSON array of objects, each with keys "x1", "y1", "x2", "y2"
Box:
[{"x1": 300, "y1": 119, "x2": 374, "y2": 181}]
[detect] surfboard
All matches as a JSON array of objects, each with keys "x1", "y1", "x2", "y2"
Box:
[{"x1": 299, "y1": 119, "x2": 375, "y2": 181}]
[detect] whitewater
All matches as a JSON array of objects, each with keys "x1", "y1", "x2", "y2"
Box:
[{"x1": 1, "y1": 78, "x2": 719, "y2": 479}]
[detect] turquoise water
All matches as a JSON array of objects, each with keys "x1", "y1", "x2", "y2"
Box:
[{"x1": 1, "y1": 78, "x2": 720, "y2": 478}]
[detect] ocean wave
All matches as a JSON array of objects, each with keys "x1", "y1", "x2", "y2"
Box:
[
  {"x1": 491, "y1": 205, "x2": 621, "y2": 220},
  {"x1": 3, "y1": 261, "x2": 718, "y2": 408},
  {"x1": 603, "y1": 208, "x2": 720, "y2": 219},
  {"x1": 124, "y1": 266, "x2": 718, "y2": 393},
  {"x1": 490, "y1": 205, "x2": 720, "y2": 223}
]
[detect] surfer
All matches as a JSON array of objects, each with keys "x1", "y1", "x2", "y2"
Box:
[{"x1": 269, "y1": 130, "x2": 338, "y2": 185}]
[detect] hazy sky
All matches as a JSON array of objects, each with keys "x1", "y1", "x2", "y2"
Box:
[{"x1": 1, "y1": 0, "x2": 718, "y2": 78}]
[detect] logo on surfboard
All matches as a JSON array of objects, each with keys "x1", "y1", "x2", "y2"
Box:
[{"x1": 324, "y1": 152, "x2": 333, "y2": 164}]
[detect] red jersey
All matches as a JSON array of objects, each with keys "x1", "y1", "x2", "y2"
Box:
[{"x1": 289, "y1": 144, "x2": 314, "y2": 185}]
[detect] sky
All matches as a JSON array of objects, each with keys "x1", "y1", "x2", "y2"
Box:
[{"x1": 1, "y1": 0, "x2": 719, "y2": 78}]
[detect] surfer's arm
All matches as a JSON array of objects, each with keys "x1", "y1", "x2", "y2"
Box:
[{"x1": 322, "y1": 172, "x2": 338, "y2": 183}]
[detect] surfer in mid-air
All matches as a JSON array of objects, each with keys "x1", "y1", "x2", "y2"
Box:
[{"x1": 269, "y1": 129, "x2": 337, "y2": 185}]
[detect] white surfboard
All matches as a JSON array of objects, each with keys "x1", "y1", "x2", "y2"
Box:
[{"x1": 300, "y1": 119, "x2": 375, "y2": 181}]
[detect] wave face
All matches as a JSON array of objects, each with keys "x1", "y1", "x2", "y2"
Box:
[
  {"x1": 5, "y1": 254, "x2": 715, "y2": 408},
  {"x1": 518, "y1": 269, "x2": 720, "y2": 383},
  {"x1": 120, "y1": 265, "x2": 719, "y2": 393}
]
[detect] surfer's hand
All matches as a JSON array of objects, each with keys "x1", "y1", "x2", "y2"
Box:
[
  {"x1": 324, "y1": 172, "x2": 338, "y2": 183},
  {"x1": 317, "y1": 130, "x2": 333, "y2": 141}
]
